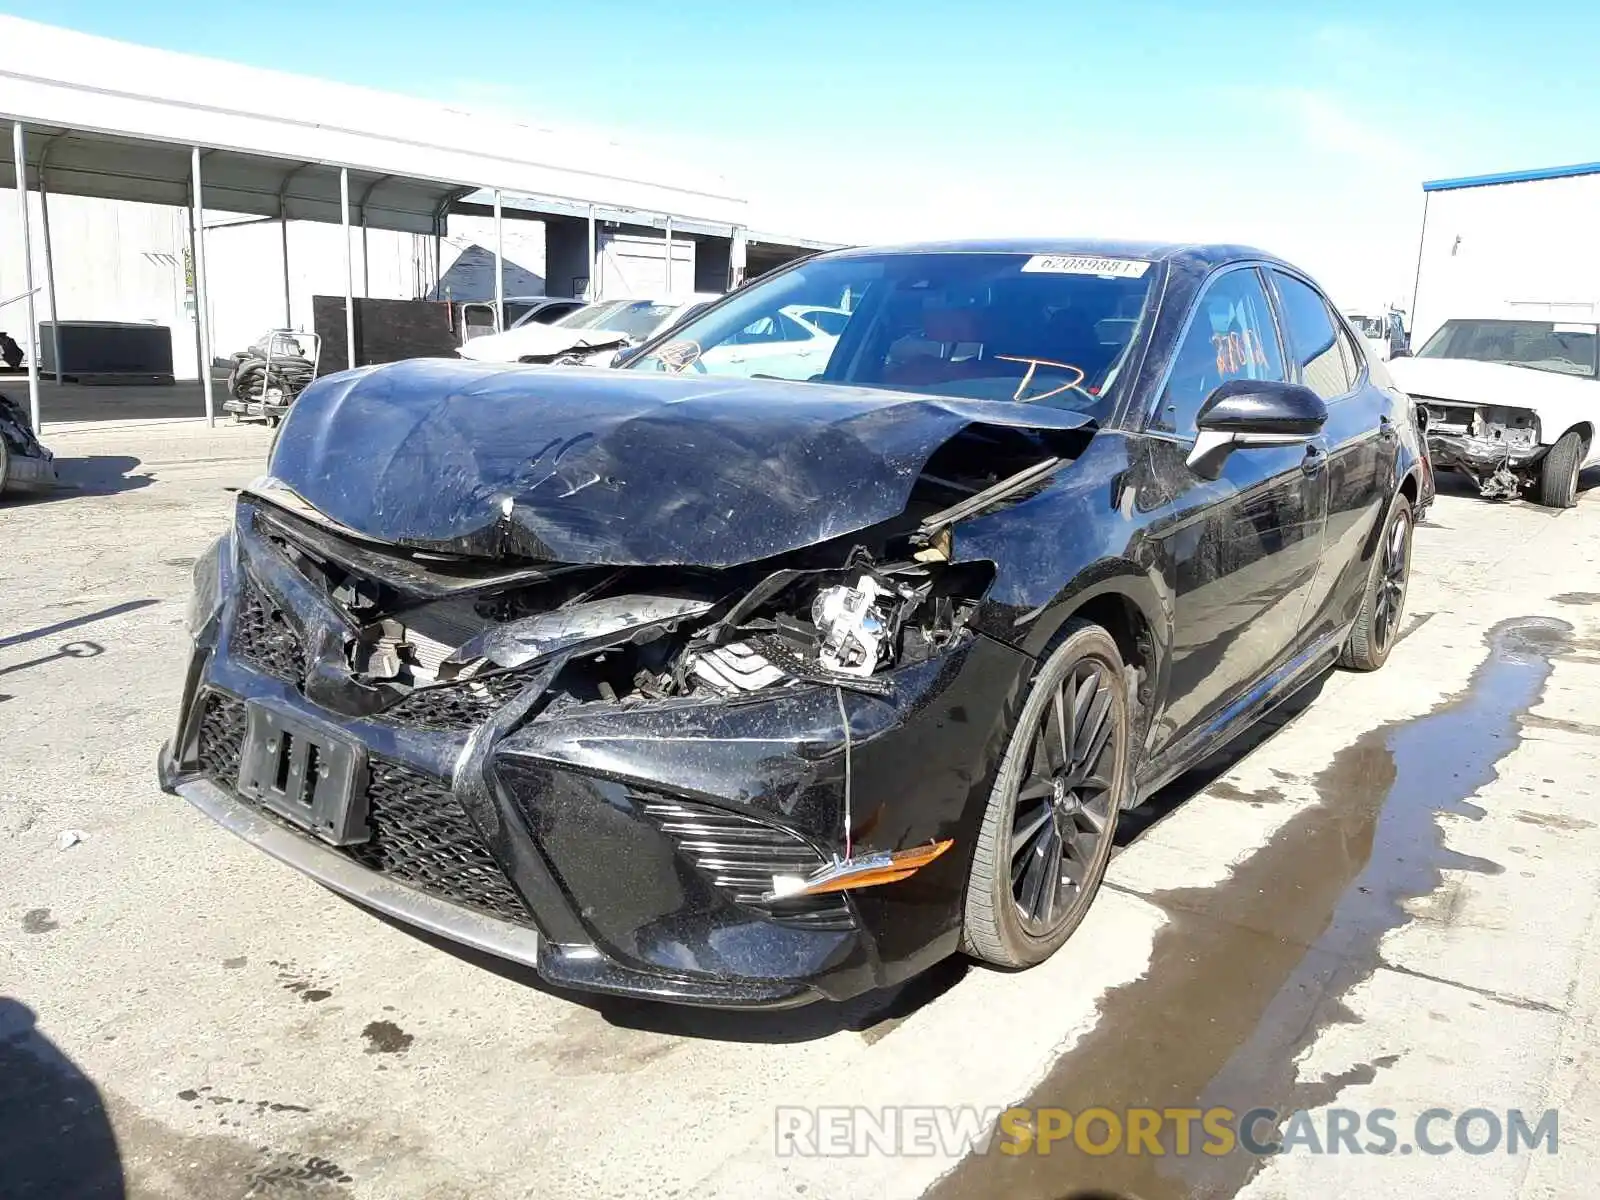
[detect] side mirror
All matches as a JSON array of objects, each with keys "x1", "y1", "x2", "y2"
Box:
[{"x1": 1186, "y1": 379, "x2": 1327, "y2": 480}]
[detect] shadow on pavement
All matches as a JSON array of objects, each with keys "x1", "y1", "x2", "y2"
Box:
[
  {"x1": 0, "y1": 599, "x2": 161, "y2": 651},
  {"x1": 354, "y1": 899, "x2": 970, "y2": 1044},
  {"x1": 0, "y1": 999, "x2": 125, "y2": 1199},
  {"x1": 1116, "y1": 669, "x2": 1332, "y2": 850},
  {"x1": 0, "y1": 455, "x2": 154, "y2": 504},
  {"x1": 53, "y1": 455, "x2": 154, "y2": 497},
  {"x1": 0, "y1": 640, "x2": 105, "y2": 681}
]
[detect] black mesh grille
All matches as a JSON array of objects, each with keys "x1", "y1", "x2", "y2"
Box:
[
  {"x1": 192, "y1": 690, "x2": 532, "y2": 928},
  {"x1": 197, "y1": 692, "x2": 246, "y2": 782},
  {"x1": 381, "y1": 671, "x2": 529, "y2": 732},
  {"x1": 345, "y1": 757, "x2": 533, "y2": 926},
  {"x1": 231, "y1": 576, "x2": 308, "y2": 686},
  {"x1": 639, "y1": 794, "x2": 855, "y2": 931}
]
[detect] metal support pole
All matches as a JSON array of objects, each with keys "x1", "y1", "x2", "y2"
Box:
[
  {"x1": 1409, "y1": 190, "x2": 1431, "y2": 337},
  {"x1": 191, "y1": 147, "x2": 215, "y2": 425},
  {"x1": 663, "y1": 216, "x2": 673, "y2": 296},
  {"x1": 37, "y1": 147, "x2": 62, "y2": 384},
  {"x1": 586, "y1": 204, "x2": 597, "y2": 301},
  {"x1": 340, "y1": 167, "x2": 355, "y2": 370},
  {"x1": 492, "y1": 188, "x2": 504, "y2": 330},
  {"x1": 11, "y1": 122, "x2": 40, "y2": 429},
  {"x1": 729, "y1": 226, "x2": 747, "y2": 291},
  {"x1": 361, "y1": 218, "x2": 370, "y2": 299},
  {"x1": 280, "y1": 201, "x2": 292, "y2": 328}
]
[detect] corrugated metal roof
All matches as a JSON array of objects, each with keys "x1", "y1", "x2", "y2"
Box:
[
  {"x1": 1422, "y1": 162, "x2": 1600, "y2": 192},
  {"x1": 0, "y1": 16, "x2": 748, "y2": 228}
]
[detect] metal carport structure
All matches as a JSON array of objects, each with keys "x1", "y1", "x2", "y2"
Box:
[{"x1": 0, "y1": 15, "x2": 754, "y2": 428}]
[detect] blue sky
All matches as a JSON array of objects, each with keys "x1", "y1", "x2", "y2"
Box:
[{"x1": 16, "y1": 1, "x2": 1600, "y2": 306}]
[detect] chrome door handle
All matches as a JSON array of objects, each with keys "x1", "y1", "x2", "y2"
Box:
[{"x1": 1302, "y1": 446, "x2": 1328, "y2": 476}]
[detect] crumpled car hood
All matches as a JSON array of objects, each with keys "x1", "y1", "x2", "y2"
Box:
[{"x1": 264, "y1": 359, "x2": 1095, "y2": 567}]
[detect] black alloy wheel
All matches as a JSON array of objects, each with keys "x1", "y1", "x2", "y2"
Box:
[
  {"x1": 1010, "y1": 658, "x2": 1119, "y2": 933},
  {"x1": 1339, "y1": 491, "x2": 1413, "y2": 671},
  {"x1": 1372, "y1": 501, "x2": 1411, "y2": 654},
  {"x1": 964, "y1": 620, "x2": 1129, "y2": 967}
]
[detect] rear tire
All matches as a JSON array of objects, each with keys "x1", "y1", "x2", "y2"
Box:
[
  {"x1": 1340, "y1": 492, "x2": 1413, "y2": 671},
  {"x1": 962, "y1": 620, "x2": 1129, "y2": 969},
  {"x1": 0, "y1": 438, "x2": 10, "y2": 497},
  {"x1": 1536, "y1": 431, "x2": 1583, "y2": 509}
]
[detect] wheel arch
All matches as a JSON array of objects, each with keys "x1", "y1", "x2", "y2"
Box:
[
  {"x1": 1558, "y1": 420, "x2": 1594, "y2": 458},
  {"x1": 1013, "y1": 560, "x2": 1171, "y2": 751}
]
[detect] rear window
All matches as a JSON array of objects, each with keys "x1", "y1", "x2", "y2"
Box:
[{"x1": 1418, "y1": 319, "x2": 1599, "y2": 378}]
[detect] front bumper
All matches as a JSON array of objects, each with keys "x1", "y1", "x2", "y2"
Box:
[
  {"x1": 158, "y1": 763, "x2": 821, "y2": 1007},
  {"x1": 1426, "y1": 431, "x2": 1545, "y2": 475},
  {"x1": 159, "y1": 522, "x2": 1030, "y2": 1007}
]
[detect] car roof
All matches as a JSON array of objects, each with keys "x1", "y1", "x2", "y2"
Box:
[{"x1": 825, "y1": 237, "x2": 1290, "y2": 272}]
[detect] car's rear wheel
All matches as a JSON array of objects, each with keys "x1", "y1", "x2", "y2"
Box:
[
  {"x1": 962, "y1": 620, "x2": 1129, "y2": 968},
  {"x1": 1536, "y1": 431, "x2": 1583, "y2": 509},
  {"x1": 1339, "y1": 492, "x2": 1413, "y2": 671}
]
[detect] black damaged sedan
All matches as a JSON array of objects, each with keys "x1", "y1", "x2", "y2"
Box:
[{"x1": 159, "y1": 240, "x2": 1427, "y2": 1007}]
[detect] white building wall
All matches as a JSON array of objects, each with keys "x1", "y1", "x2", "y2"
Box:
[
  {"x1": 1413, "y1": 172, "x2": 1600, "y2": 346},
  {"x1": 0, "y1": 191, "x2": 195, "y2": 375}
]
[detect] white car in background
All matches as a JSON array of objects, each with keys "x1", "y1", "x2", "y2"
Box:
[
  {"x1": 458, "y1": 295, "x2": 722, "y2": 366},
  {"x1": 693, "y1": 305, "x2": 850, "y2": 378},
  {"x1": 1389, "y1": 316, "x2": 1600, "y2": 507}
]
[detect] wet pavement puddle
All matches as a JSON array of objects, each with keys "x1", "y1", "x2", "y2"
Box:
[{"x1": 931, "y1": 616, "x2": 1572, "y2": 1200}]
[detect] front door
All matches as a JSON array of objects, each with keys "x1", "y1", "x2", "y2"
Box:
[
  {"x1": 1268, "y1": 270, "x2": 1391, "y2": 648},
  {"x1": 1141, "y1": 266, "x2": 1329, "y2": 761}
]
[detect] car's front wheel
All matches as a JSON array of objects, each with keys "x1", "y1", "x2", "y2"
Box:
[
  {"x1": 1339, "y1": 491, "x2": 1413, "y2": 671},
  {"x1": 962, "y1": 620, "x2": 1130, "y2": 968},
  {"x1": 1536, "y1": 430, "x2": 1584, "y2": 509}
]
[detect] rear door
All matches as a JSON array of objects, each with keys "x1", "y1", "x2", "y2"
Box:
[
  {"x1": 1143, "y1": 266, "x2": 1330, "y2": 757},
  {"x1": 1268, "y1": 270, "x2": 1390, "y2": 647}
]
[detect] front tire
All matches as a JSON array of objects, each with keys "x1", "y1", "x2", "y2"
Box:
[
  {"x1": 1339, "y1": 492, "x2": 1413, "y2": 671},
  {"x1": 1536, "y1": 431, "x2": 1583, "y2": 509},
  {"x1": 962, "y1": 620, "x2": 1129, "y2": 968}
]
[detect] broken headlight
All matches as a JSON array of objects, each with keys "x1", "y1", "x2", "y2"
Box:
[
  {"x1": 812, "y1": 575, "x2": 895, "y2": 677},
  {"x1": 684, "y1": 561, "x2": 984, "y2": 698}
]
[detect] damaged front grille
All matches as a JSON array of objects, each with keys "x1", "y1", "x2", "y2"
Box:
[
  {"x1": 638, "y1": 793, "x2": 855, "y2": 931},
  {"x1": 196, "y1": 692, "x2": 247, "y2": 782},
  {"x1": 381, "y1": 671, "x2": 531, "y2": 732},
  {"x1": 231, "y1": 575, "x2": 308, "y2": 686},
  {"x1": 346, "y1": 758, "x2": 534, "y2": 927},
  {"x1": 194, "y1": 689, "x2": 534, "y2": 928}
]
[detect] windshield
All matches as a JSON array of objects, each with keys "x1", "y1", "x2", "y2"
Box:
[
  {"x1": 597, "y1": 301, "x2": 680, "y2": 340},
  {"x1": 1347, "y1": 314, "x2": 1386, "y2": 339},
  {"x1": 625, "y1": 251, "x2": 1155, "y2": 419},
  {"x1": 552, "y1": 300, "x2": 628, "y2": 330},
  {"x1": 1418, "y1": 318, "x2": 1599, "y2": 378}
]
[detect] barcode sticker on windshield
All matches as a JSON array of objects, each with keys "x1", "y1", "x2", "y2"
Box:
[{"x1": 1021, "y1": 255, "x2": 1151, "y2": 278}]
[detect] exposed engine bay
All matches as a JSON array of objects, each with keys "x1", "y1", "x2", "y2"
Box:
[
  {"x1": 1417, "y1": 398, "x2": 1541, "y2": 499},
  {"x1": 238, "y1": 419, "x2": 1056, "y2": 722}
]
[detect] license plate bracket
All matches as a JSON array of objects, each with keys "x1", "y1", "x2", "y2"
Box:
[{"x1": 237, "y1": 702, "x2": 369, "y2": 846}]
